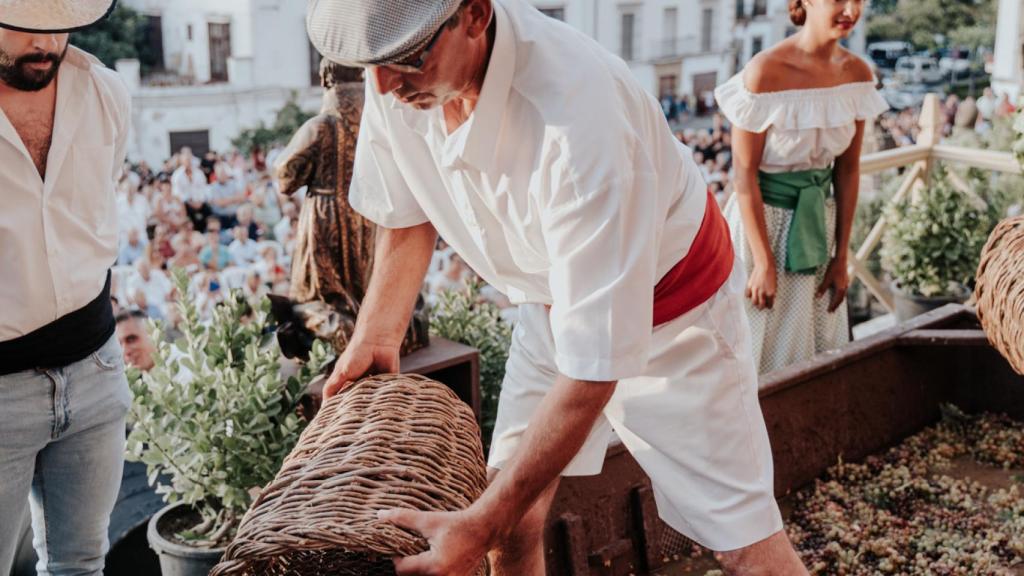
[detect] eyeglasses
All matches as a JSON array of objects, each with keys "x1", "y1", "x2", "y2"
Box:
[{"x1": 377, "y1": 13, "x2": 455, "y2": 74}]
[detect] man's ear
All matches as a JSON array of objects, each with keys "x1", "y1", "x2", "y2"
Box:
[{"x1": 463, "y1": 0, "x2": 494, "y2": 40}]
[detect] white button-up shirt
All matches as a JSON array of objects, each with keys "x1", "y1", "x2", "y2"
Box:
[
  {"x1": 0, "y1": 47, "x2": 130, "y2": 340},
  {"x1": 351, "y1": 0, "x2": 708, "y2": 381}
]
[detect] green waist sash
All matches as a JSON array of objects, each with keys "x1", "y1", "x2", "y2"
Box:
[{"x1": 759, "y1": 167, "x2": 833, "y2": 275}]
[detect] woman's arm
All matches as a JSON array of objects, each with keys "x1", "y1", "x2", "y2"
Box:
[
  {"x1": 731, "y1": 125, "x2": 776, "y2": 309},
  {"x1": 817, "y1": 119, "x2": 866, "y2": 312},
  {"x1": 831, "y1": 120, "x2": 865, "y2": 261}
]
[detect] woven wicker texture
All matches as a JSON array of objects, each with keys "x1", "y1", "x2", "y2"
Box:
[
  {"x1": 975, "y1": 215, "x2": 1024, "y2": 376},
  {"x1": 210, "y1": 374, "x2": 488, "y2": 576}
]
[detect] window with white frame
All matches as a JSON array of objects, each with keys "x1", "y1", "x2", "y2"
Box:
[
  {"x1": 539, "y1": 7, "x2": 565, "y2": 20},
  {"x1": 700, "y1": 8, "x2": 713, "y2": 53},
  {"x1": 621, "y1": 10, "x2": 637, "y2": 61}
]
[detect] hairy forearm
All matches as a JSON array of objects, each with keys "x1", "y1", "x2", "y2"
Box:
[
  {"x1": 472, "y1": 374, "x2": 617, "y2": 544},
  {"x1": 352, "y1": 222, "x2": 436, "y2": 346}
]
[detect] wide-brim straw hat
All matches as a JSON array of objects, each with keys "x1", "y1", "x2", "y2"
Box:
[{"x1": 0, "y1": 0, "x2": 117, "y2": 33}]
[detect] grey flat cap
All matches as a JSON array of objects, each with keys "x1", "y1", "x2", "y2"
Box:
[{"x1": 307, "y1": 0, "x2": 463, "y2": 67}]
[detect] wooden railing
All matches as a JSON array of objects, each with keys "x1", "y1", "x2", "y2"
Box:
[{"x1": 851, "y1": 94, "x2": 1021, "y2": 313}]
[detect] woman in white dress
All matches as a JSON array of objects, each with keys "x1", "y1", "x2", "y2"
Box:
[{"x1": 715, "y1": 0, "x2": 888, "y2": 374}]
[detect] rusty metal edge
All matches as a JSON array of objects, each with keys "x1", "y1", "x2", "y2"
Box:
[{"x1": 759, "y1": 304, "x2": 976, "y2": 398}]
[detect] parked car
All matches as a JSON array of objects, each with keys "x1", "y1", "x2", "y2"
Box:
[
  {"x1": 895, "y1": 56, "x2": 945, "y2": 85},
  {"x1": 880, "y1": 82, "x2": 938, "y2": 111},
  {"x1": 868, "y1": 41, "x2": 914, "y2": 71}
]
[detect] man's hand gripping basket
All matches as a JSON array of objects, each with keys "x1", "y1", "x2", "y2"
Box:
[
  {"x1": 210, "y1": 374, "x2": 489, "y2": 575},
  {"x1": 975, "y1": 215, "x2": 1024, "y2": 376}
]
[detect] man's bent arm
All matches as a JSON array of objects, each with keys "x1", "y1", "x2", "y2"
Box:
[{"x1": 472, "y1": 374, "x2": 617, "y2": 543}]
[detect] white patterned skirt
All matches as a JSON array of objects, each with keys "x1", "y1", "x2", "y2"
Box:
[{"x1": 723, "y1": 195, "x2": 849, "y2": 375}]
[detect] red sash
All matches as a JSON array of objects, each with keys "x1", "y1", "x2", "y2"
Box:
[{"x1": 652, "y1": 190, "x2": 735, "y2": 326}]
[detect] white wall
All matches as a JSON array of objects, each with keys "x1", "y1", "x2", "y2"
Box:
[
  {"x1": 117, "y1": 0, "x2": 324, "y2": 165},
  {"x1": 732, "y1": 0, "x2": 867, "y2": 70},
  {"x1": 125, "y1": 84, "x2": 322, "y2": 166},
  {"x1": 123, "y1": 0, "x2": 253, "y2": 83},
  {"x1": 992, "y1": 0, "x2": 1023, "y2": 101},
  {"x1": 528, "y1": 0, "x2": 736, "y2": 99}
]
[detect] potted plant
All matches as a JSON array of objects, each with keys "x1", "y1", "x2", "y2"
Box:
[
  {"x1": 126, "y1": 270, "x2": 329, "y2": 576},
  {"x1": 429, "y1": 281, "x2": 513, "y2": 448},
  {"x1": 880, "y1": 168, "x2": 993, "y2": 322}
]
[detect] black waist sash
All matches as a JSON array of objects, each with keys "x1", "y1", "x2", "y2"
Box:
[{"x1": 0, "y1": 270, "x2": 115, "y2": 375}]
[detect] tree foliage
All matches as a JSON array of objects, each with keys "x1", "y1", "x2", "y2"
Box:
[
  {"x1": 867, "y1": 0, "x2": 996, "y2": 52},
  {"x1": 232, "y1": 94, "x2": 316, "y2": 155},
  {"x1": 71, "y1": 4, "x2": 161, "y2": 72}
]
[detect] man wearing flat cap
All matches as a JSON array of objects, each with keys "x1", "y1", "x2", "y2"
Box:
[
  {"x1": 0, "y1": 1, "x2": 132, "y2": 574},
  {"x1": 314, "y1": 0, "x2": 808, "y2": 574}
]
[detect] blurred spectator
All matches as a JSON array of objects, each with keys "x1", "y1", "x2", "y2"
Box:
[
  {"x1": 998, "y1": 92, "x2": 1016, "y2": 117},
  {"x1": 199, "y1": 230, "x2": 231, "y2": 270},
  {"x1": 228, "y1": 225, "x2": 258, "y2": 267},
  {"x1": 242, "y1": 269, "x2": 269, "y2": 302},
  {"x1": 118, "y1": 228, "x2": 147, "y2": 266},
  {"x1": 128, "y1": 259, "x2": 172, "y2": 313},
  {"x1": 236, "y1": 203, "x2": 260, "y2": 240},
  {"x1": 208, "y1": 162, "x2": 247, "y2": 228},
  {"x1": 976, "y1": 87, "x2": 996, "y2": 129},
  {"x1": 273, "y1": 201, "x2": 298, "y2": 242},
  {"x1": 254, "y1": 245, "x2": 288, "y2": 292},
  {"x1": 115, "y1": 309, "x2": 157, "y2": 371}
]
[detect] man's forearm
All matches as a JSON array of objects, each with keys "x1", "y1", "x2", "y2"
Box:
[
  {"x1": 353, "y1": 222, "x2": 437, "y2": 346},
  {"x1": 472, "y1": 374, "x2": 617, "y2": 544}
]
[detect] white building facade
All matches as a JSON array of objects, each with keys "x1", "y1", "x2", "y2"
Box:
[
  {"x1": 528, "y1": 0, "x2": 736, "y2": 109},
  {"x1": 992, "y1": 0, "x2": 1023, "y2": 101},
  {"x1": 116, "y1": 0, "x2": 324, "y2": 166},
  {"x1": 731, "y1": 0, "x2": 867, "y2": 71}
]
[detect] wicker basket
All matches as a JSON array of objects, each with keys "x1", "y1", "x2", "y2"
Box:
[
  {"x1": 210, "y1": 374, "x2": 489, "y2": 576},
  {"x1": 974, "y1": 215, "x2": 1024, "y2": 376}
]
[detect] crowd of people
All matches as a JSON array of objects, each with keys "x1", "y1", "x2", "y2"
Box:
[
  {"x1": 110, "y1": 144, "x2": 512, "y2": 333},
  {"x1": 111, "y1": 146, "x2": 290, "y2": 324},
  {"x1": 110, "y1": 84, "x2": 1015, "y2": 361}
]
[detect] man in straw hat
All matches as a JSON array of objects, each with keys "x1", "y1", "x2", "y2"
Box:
[
  {"x1": 0, "y1": 1, "x2": 132, "y2": 574},
  {"x1": 315, "y1": 0, "x2": 809, "y2": 574}
]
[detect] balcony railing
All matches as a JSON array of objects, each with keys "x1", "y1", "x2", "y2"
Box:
[
  {"x1": 649, "y1": 36, "x2": 712, "y2": 60},
  {"x1": 850, "y1": 93, "x2": 1021, "y2": 313}
]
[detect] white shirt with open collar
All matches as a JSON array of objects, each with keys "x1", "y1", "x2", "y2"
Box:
[
  {"x1": 350, "y1": 0, "x2": 708, "y2": 382},
  {"x1": 0, "y1": 46, "x2": 130, "y2": 340}
]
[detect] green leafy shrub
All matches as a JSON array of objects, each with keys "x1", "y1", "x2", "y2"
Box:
[
  {"x1": 429, "y1": 281, "x2": 513, "y2": 448},
  {"x1": 1014, "y1": 105, "x2": 1024, "y2": 166},
  {"x1": 126, "y1": 270, "x2": 330, "y2": 546},
  {"x1": 880, "y1": 169, "x2": 993, "y2": 298},
  {"x1": 231, "y1": 95, "x2": 315, "y2": 156}
]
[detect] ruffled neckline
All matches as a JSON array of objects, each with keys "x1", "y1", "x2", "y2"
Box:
[{"x1": 714, "y1": 72, "x2": 890, "y2": 133}]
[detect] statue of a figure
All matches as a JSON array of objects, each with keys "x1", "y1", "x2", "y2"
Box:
[{"x1": 273, "y1": 59, "x2": 429, "y2": 360}]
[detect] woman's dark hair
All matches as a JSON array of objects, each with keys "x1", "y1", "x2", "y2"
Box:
[{"x1": 789, "y1": 0, "x2": 806, "y2": 26}]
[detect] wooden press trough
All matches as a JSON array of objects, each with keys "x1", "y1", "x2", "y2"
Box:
[
  {"x1": 10, "y1": 307, "x2": 1017, "y2": 576},
  {"x1": 543, "y1": 304, "x2": 1024, "y2": 575}
]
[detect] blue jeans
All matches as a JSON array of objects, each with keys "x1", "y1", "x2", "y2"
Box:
[{"x1": 0, "y1": 335, "x2": 130, "y2": 576}]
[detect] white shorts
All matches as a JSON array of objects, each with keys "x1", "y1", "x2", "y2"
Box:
[{"x1": 488, "y1": 262, "x2": 784, "y2": 551}]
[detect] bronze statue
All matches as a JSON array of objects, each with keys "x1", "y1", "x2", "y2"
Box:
[{"x1": 274, "y1": 59, "x2": 429, "y2": 359}]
